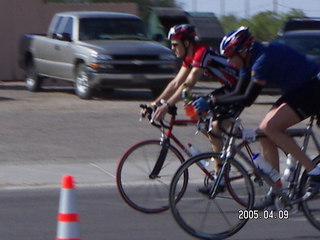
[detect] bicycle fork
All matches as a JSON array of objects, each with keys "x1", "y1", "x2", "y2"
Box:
[
  {"x1": 207, "y1": 120, "x2": 239, "y2": 199},
  {"x1": 149, "y1": 138, "x2": 170, "y2": 179},
  {"x1": 208, "y1": 158, "x2": 228, "y2": 199}
]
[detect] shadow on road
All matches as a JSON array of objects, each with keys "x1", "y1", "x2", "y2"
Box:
[
  {"x1": 0, "y1": 83, "x2": 25, "y2": 91},
  {"x1": 0, "y1": 80, "x2": 154, "y2": 101},
  {"x1": 42, "y1": 79, "x2": 155, "y2": 101},
  {"x1": 93, "y1": 88, "x2": 154, "y2": 101},
  {"x1": 0, "y1": 80, "x2": 279, "y2": 103},
  {"x1": 0, "y1": 97, "x2": 15, "y2": 101}
]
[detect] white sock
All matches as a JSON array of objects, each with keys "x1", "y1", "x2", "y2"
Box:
[{"x1": 308, "y1": 166, "x2": 320, "y2": 175}]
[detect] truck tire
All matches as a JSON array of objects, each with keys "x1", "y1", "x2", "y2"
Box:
[
  {"x1": 75, "y1": 63, "x2": 93, "y2": 99},
  {"x1": 26, "y1": 60, "x2": 43, "y2": 92}
]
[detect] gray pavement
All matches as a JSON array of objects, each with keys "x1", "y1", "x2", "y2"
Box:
[
  {"x1": 0, "y1": 161, "x2": 117, "y2": 189},
  {"x1": 0, "y1": 80, "x2": 318, "y2": 190}
]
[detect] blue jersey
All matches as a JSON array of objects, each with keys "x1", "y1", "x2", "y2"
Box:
[{"x1": 250, "y1": 42, "x2": 319, "y2": 94}]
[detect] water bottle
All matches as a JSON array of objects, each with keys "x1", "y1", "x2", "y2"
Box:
[
  {"x1": 181, "y1": 85, "x2": 192, "y2": 103},
  {"x1": 187, "y1": 143, "x2": 209, "y2": 167},
  {"x1": 283, "y1": 154, "x2": 297, "y2": 181},
  {"x1": 252, "y1": 153, "x2": 280, "y2": 183},
  {"x1": 182, "y1": 86, "x2": 197, "y2": 118}
]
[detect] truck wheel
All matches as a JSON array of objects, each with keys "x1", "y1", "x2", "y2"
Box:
[
  {"x1": 75, "y1": 63, "x2": 93, "y2": 99},
  {"x1": 26, "y1": 61, "x2": 42, "y2": 92}
]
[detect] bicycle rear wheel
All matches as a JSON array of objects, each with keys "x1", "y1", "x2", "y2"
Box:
[
  {"x1": 116, "y1": 139, "x2": 187, "y2": 213},
  {"x1": 300, "y1": 155, "x2": 320, "y2": 230},
  {"x1": 169, "y1": 152, "x2": 254, "y2": 239}
]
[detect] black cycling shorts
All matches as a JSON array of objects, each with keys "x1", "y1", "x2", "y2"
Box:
[{"x1": 274, "y1": 78, "x2": 320, "y2": 120}]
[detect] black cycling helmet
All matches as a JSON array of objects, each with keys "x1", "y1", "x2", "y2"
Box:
[
  {"x1": 167, "y1": 24, "x2": 197, "y2": 42},
  {"x1": 220, "y1": 26, "x2": 254, "y2": 57}
]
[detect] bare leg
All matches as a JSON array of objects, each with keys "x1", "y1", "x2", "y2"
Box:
[
  {"x1": 205, "y1": 120, "x2": 230, "y2": 172},
  {"x1": 259, "y1": 103, "x2": 315, "y2": 172},
  {"x1": 259, "y1": 137, "x2": 280, "y2": 171}
]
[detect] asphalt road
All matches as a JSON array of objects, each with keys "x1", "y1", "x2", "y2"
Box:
[
  {"x1": 1, "y1": 186, "x2": 320, "y2": 240},
  {"x1": 0, "y1": 80, "x2": 319, "y2": 240}
]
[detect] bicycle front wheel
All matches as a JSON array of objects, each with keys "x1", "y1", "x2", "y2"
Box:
[
  {"x1": 169, "y1": 152, "x2": 254, "y2": 240},
  {"x1": 116, "y1": 139, "x2": 187, "y2": 213},
  {"x1": 233, "y1": 142, "x2": 270, "y2": 207},
  {"x1": 300, "y1": 155, "x2": 320, "y2": 230}
]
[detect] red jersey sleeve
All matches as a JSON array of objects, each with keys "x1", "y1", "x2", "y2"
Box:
[{"x1": 182, "y1": 45, "x2": 209, "y2": 69}]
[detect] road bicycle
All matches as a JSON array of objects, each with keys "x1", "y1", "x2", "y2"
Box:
[
  {"x1": 116, "y1": 103, "x2": 271, "y2": 214},
  {"x1": 116, "y1": 104, "x2": 199, "y2": 213},
  {"x1": 169, "y1": 105, "x2": 320, "y2": 240}
]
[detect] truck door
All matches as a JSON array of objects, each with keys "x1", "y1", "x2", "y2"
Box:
[
  {"x1": 33, "y1": 16, "x2": 64, "y2": 76},
  {"x1": 49, "y1": 17, "x2": 75, "y2": 80}
]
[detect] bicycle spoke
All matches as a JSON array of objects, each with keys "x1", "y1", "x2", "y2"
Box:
[
  {"x1": 169, "y1": 152, "x2": 254, "y2": 239},
  {"x1": 213, "y1": 199, "x2": 234, "y2": 227}
]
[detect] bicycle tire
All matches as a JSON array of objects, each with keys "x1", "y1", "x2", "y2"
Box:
[
  {"x1": 169, "y1": 152, "x2": 254, "y2": 240},
  {"x1": 116, "y1": 139, "x2": 187, "y2": 213},
  {"x1": 299, "y1": 155, "x2": 320, "y2": 230}
]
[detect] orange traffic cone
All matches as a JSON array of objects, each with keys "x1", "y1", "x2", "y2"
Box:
[{"x1": 56, "y1": 175, "x2": 81, "y2": 240}]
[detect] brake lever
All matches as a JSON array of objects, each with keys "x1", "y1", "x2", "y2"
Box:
[
  {"x1": 195, "y1": 116, "x2": 210, "y2": 135},
  {"x1": 139, "y1": 104, "x2": 154, "y2": 122}
]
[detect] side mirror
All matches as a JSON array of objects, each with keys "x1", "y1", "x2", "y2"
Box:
[
  {"x1": 153, "y1": 33, "x2": 164, "y2": 42},
  {"x1": 54, "y1": 32, "x2": 72, "y2": 42}
]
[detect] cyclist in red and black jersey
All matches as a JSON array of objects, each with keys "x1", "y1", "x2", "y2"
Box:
[
  {"x1": 150, "y1": 24, "x2": 239, "y2": 174},
  {"x1": 152, "y1": 24, "x2": 238, "y2": 119}
]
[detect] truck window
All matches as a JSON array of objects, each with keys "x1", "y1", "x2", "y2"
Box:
[
  {"x1": 52, "y1": 17, "x2": 73, "y2": 41},
  {"x1": 63, "y1": 17, "x2": 73, "y2": 36},
  {"x1": 55, "y1": 17, "x2": 72, "y2": 35},
  {"x1": 49, "y1": 16, "x2": 63, "y2": 38},
  {"x1": 79, "y1": 18, "x2": 148, "y2": 41}
]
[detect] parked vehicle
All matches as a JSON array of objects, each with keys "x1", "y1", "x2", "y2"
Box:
[
  {"x1": 19, "y1": 11, "x2": 177, "y2": 99},
  {"x1": 279, "y1": 17, "x2": 320, "y2": 35},
  {"x1": 148, "y1": 7, "x2": 225, "y2": 48},
  {"x1": 275, "y1": 30, "x2": 320, "y2": 66}
]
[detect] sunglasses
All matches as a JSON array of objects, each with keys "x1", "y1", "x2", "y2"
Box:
[{"x1": 171, "y1": 42, "x2": 180, "y2": 47}]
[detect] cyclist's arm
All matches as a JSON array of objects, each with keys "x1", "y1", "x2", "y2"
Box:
[
  {"x1": 152, "y1": 67, "x2": 204, "y2": 122},
  {"x1": 214, "y1": 72, "x2": 250, "y2": 98},
  {"x1": 154, "y1": 66, "x2": 190, "y2": 105},
  {"x1": 166, "y1": 66, "x2": 205, "y2": 106},
  {"x1": 215, "y1": 79, "x2": 265, "y2": 106}
]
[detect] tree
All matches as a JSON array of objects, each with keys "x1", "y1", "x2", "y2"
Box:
[
  {"x1": 249, "y1": 11, "x2": 281, "y2": 42},
  {"x1": 219, "y1": 15, "x2": 242, "y2": 34}
]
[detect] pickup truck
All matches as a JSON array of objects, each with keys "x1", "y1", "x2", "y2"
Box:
[{"x1": 19, "y1": 11, "x2": 177, "y2": 99}]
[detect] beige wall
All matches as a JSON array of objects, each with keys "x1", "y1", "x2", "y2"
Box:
[{"x1": 0, "y1": 0, "x2": 138, "y2": 80}]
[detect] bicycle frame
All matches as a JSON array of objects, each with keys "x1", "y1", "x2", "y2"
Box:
[
  {"x1": 148, "y1": 112, "x2": 199, "y2": 178},
  {"x1": 149, "y1": 111, "x2": 217, "y2": 179},
  {"x1": 160, "y1": 116, "x2": 199, "y2": 154},
  {"x1": 215, "y1": 115, "x2": 320, "y2": 205},
  {"x1": 284, "y1": 116, "x2": 320, "y2": 203}
]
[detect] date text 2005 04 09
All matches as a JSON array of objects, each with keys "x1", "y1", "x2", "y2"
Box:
[{"x1": 238, "y1": 210, "x2": 289, "y2": 220}]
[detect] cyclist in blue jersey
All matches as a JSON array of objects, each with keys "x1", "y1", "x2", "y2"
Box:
[{"x1": 194, "y1": 26, "x2": 320, "y2": 207}]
